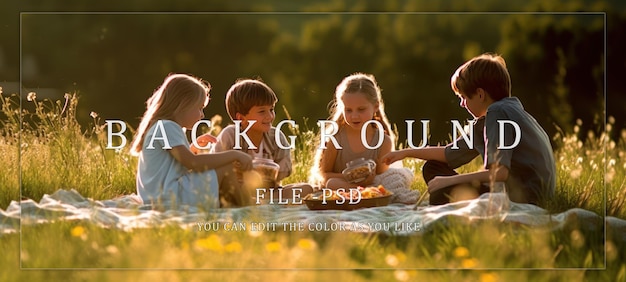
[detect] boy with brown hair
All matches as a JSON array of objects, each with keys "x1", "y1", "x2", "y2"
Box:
[
  {"x1": 383, "y1": 53, "x2": 556, "y2": 206},
  {"x1": 195, "y1": 78, "x2": 312, "y2": 201},
  {"x1": 212, "y1": 78, "x2": 292, "y2": 183}
]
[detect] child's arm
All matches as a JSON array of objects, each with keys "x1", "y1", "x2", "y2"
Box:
[
  {"x1": 375, "y1": 134, "x2": 393, "y2": 174},
  {"x1": 318, "y1": 141, "x2": 343, "y2": 184},
  {"x1": 427, "y1": 164, "x2": 509, "y2": 192},
  {"x1": 382, "y1": 146, "x2": 447, "y2": 165},
  {"x1": 170, "y1": 145, "x2": 253, "y2": 172},
  {"x1": 190, "y1": 133, "x2": 217, "y2": 154}
]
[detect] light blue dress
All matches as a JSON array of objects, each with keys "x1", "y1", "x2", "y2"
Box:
[{"x1": 136, "y1": 120, "x2": 219, "y2": 208}]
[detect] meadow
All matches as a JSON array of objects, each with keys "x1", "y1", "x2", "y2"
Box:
[{"x1": 1, "y1": 92, "x2": 625, "y2": 281}]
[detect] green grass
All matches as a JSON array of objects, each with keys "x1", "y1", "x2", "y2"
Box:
[{"x1": 1, "y1": 92, "x2": 625, "y2": 281}]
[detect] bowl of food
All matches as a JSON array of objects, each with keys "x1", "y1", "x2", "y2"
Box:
[
  {"x1": 303, "y1": 185, "x2": 392, "y2": 210},
  {"x1": 252, "y1": 157, "x2": 279, "y2": 188},
  {"x1": 342, "y1": 158, "x2": 376, "y2": 183}
]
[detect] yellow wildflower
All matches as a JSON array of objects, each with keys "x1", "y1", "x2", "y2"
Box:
[
  {"x1": 195, "y1": 234, "x2": 223, "y2": 252},
  {"x1": 297, "y1": 238, "x2": 316, "y2": 251},
  {"x1": 461, "y1": 258, "x2": 478, "y2": 268},
  {"x1": 70, "y1": 226, "x2": 85, "y2": 237},
  {"x1": 453, "y1": 246, "x2": 470, "y2": 258},
  {"x1": 224, "y1": 242, "x2": 243, "y2": 253},
  {"x1": 265, "y1": 241, "x2": 281, "y2": 252},
  {"x1": 479, "y1": 273, "x2": 499, "y2": 282}
]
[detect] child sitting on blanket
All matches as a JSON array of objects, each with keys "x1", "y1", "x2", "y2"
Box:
[
  {"x1": 309, "y1": 73, "x2": 420, "y2": 204},
  {"x1": 383, "y1": 53, "x2": 556, "y2": 206},
  {"x1": 130, "y1": 73, "x2": 254, "y2": 209},
  {"x1": 194, "y1": 78, "x2": 313, "y2": 199}
]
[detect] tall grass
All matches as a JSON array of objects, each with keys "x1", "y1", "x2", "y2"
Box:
[
  {"x1": 550, "y1": 117, "x2": 625, "y2": 217},
  {"x1": 0, "y1": 93, "x2": 19, "y2": 206},
  {"x1": 4, "y1": 92, "x2": 136, "y2": 205},
  {"x1": 1, "y1": 90, "x2": 625, "y2": 281}
]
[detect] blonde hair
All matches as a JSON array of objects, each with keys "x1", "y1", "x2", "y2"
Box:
[
  {"x1": 130, "y1": 73, "x2": 210, "y2": 156},
  {"x1": 309, "y1": 72, "x2": 394, "y2": 185}
]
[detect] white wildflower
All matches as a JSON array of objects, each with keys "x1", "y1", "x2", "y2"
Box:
[
  {"x1": 385, "y1": 254, "x2": 400, "y2": 267},
  {"x1": 27, "y1": 92, "x2": 36, "y2": 101},
  {"x1": 105, "y1": 245, "x2": 119, "y2": 254},
  {"x1": 394, "y1": 270, "x2": 409, "y2": 281}
]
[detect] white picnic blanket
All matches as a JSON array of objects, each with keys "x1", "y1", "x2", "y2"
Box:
[{"x1": 1, "y1": 189, "x2": 625, "y2": 242}]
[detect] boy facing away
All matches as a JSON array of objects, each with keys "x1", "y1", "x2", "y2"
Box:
[{"x1": 383, "y1": 53, "x2": 556, "y2": 207}]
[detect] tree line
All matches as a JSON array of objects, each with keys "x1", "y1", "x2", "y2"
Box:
[{"x1": 2, "y1": 0, "x2": 623, "y2": 145}]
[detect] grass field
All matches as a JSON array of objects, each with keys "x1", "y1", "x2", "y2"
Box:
[{"x1": 1, "y1": 92, "x2": 625, "y2": 281}]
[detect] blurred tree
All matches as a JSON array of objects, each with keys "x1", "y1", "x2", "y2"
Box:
[
  {"x1": 21, "y1": 11, "x2": 280, "y2": 129},
  {"x1": 499, "y1": 12, "x2": 604, "y2": 137},
  {"x1": 606, "y1": 8, "x2": 626, "y2": 140},
  {"x1": 5, "y1": 0, "x2": 622, "y2": 147}
]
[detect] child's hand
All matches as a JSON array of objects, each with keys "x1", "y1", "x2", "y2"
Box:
[
  {"x1": 382, "y1": 151, "x2": 405, "y2": 165},
  {"x1": 427, "y1": 176, "x2": 454, "y2": 193},
  {"x1": 233, "y1": 151, "x2": 253, "y2": 171},
  {"x1": 191, "y1": 133, "x2": 217, "y2": 154}
]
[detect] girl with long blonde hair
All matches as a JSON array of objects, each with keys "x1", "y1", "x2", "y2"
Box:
[{"x1": 310, "y1": 73, "x2": 419, "y2": 204}]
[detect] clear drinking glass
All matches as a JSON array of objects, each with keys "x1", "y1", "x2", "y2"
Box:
[
  {"x1": 487, "y1": 182, "x2": 510, "y2": 220},
  {"x1": 252, "y1": 158, "x2": 280, "y2": 188}
]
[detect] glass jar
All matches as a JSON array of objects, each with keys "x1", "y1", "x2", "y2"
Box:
[
  {"x1": 252, "y1": 157, "x2": 280, "y2": 188},
  {"x1": 342, "y1": 158, "x2": 376, "y2": 183},
  {"x1": 486, "y1": 182, "x2": 510, "y2": 220}
]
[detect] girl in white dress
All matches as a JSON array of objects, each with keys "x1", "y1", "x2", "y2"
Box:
[{"x1": 130, "y1": 73, "x2": 253, "y2": 209}]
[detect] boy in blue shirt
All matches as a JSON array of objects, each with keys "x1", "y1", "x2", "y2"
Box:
[{"x1": 383, "y1": 53, "x2": 556, "y2": 206}]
